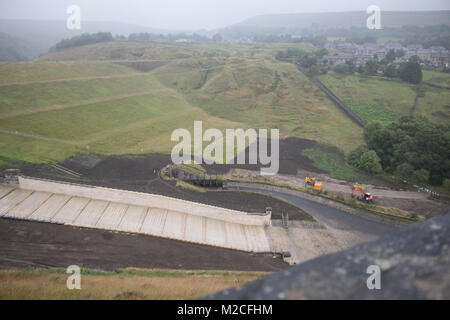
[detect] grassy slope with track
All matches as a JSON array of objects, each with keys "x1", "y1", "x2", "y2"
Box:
[
  {"x1": 153, "y1": 44, "x2": 363, "y2": 151},
  {"x1": 0, "y1": 42, "x2": 363, "y2": 166}
]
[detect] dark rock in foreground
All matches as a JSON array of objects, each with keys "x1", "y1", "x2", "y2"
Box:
[{"x1": 207, "y1": 214, "x2": 450, "y2": 299}]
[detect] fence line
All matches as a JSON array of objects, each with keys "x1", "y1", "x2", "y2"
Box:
[{"x1": 294, "y1": 63, "x2": 366, "y2": 127}]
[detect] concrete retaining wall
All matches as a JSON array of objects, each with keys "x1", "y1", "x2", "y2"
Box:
[{"x1": 19, "y1": 176, "x2": 271, "y2": 226}]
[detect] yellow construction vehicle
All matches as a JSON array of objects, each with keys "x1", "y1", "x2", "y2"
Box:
[
  {"x1": 352, "y1": 185, "x2": 374, "y2": 203},
  {"x1": 305, "y1": 177, "x2": 316, "y2": 186},
  {"x1": 305, "y1": 177, "x2": 322, "y2": 191}
]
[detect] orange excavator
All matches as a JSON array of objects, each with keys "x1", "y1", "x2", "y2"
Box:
[{"x1": 352, "y1": 185, "x2": 374, "y2": 203}]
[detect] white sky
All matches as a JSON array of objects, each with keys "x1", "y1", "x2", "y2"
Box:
[{"x1": 1, "y1": 0, "x2": 449, "y2": 30}]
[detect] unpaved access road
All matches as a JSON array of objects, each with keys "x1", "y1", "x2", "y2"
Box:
[
  {"x1": 230, "y1": 168, "x2": 450, "y2": 218},
  {"x1": 230, "y1": 186, "x2": 402, "y2": 264},
  {"x1": 231, "y1": 186, "x2": 400, "y2": 238}
]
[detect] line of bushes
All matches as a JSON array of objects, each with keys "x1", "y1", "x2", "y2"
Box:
[{"x1": 50, "y1": 32, "x2": 114, "y2": 52}]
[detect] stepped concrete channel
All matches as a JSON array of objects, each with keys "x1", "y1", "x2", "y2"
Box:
[{"x1": 0, "y1": 177, "x2": 271, "y2": 253}]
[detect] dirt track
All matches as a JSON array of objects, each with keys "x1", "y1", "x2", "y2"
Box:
[
  {"x1": 0, "y1": 218, "x2": 287, "y2": 272},
  {"x1": 230, "y1": 169, "x2": 449, "y2": 218}
]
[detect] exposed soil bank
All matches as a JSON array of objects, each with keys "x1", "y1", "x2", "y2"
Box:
[{"x1": 0, "y1": 218, "x2": 287, "y2": 272}]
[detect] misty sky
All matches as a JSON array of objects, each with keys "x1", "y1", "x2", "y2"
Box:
[{"x1": 1, "y1": 0, "x2": 449, "y2": 30}]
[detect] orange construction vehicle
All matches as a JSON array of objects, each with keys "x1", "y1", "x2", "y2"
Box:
[
  {"x1": 305, "y1": 177, "x2": 322, "y2": 191},
  {"x1": 352, "y1": 185, "x2": 374, "y2": 203}
]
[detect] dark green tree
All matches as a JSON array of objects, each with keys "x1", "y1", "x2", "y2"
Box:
[
  {"x1": 347, "y1": 144, "x2": 369, "y2": 168},
  {"x1": 398, "y1": 57, "x2": 423, "y2": 84},
  {"x1": 383, "y1": 64, "x2": 397, "y2": 78},
  {"x1": 363, "y1": 116, "x2": 450, "y2": 185},
  {"x1": 413, "y1": 169, "x2": 430, "y2": 185},
  {"x1": 395, "y1": 163, "x2": 414, "y2": 180},
  {"x1": 385, "y1": 49, "x2": 397, "y2": 63},
  {"x1": 359, "y1": 150, "x2": 382, "y2": 173},
  {"x1": 365, "y1": 59, "x2": 379, "y2": 76}
]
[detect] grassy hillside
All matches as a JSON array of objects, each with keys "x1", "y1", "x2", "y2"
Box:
[
  {"x1": 153, "y1": 45, "x2": 363, "y2": 150},
  {"x1": 0, "y1": 61, "x2": 137, "y2": 84},
  {"x1": 0, "y1": 42, "x2": 364, "y2": 166},
  {"x1": 319, "y1": 71, "x2": 450, "y2": 125},
  {"x1": 39, "y1": 41, "x2": 195, "y2": 62},
  {"x1": 423, "y1": 69, "x2": 450, "y2": 89},
  {"x1": 0, "y1": 268, "x2": 264, "y2": 299}
]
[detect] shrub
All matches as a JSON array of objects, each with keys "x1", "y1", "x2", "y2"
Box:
[
  {"x1": 398, "y1": 58, "x2": 423, "y2": 84},
  {"x1": 395, "y1": 163, "x2": 414, "y2": 180},
  {"x1": 347, "y1": 144, "x2": 369, "y2": 168},
  {"x1": 359, "y1": 150, "x2": 382, "y2": 173},
  {"x1": 52, "y1": 32, "x2": 114, "y2": 51}
]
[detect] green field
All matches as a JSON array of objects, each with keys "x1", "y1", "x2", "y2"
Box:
[
  {"x1": 415, "y1": 72, "x2": 450, "y2": 123},
  {"x1": 0, "y1": 42, "x2": 365, "y2": 166},
  {"x1": 319, "y1": 72, "x2": 415, "y2": 122},
  {"x1": 319, "y1": 71, "x2": 450, "y2": 125},
  {"x1": 423, "y1": 69, "x2": 450, "y2": 89},
  {"x1": 0, "y1": 61, "x2": 137, "y2": 84},
  {"x1": 0, "y1": 75, "x2": 157, "y2": 117}
]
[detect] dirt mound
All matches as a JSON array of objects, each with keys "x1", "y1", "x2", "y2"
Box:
[
  {"x1": 22, "y1": 154, "x2": 312, "y2": 220},
  {"x1": 19, "y1": 138, "x2": 326, "y2": 220},
  {"x1": 204, "y1": 137, "x2": 324, "y2": 175},
  {"x1": 83, "y1": 154, "x2": 171, "y2": 181}
]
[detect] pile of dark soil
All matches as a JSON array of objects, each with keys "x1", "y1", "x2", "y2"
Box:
[
  {"x1": 0, "y1": 219, "x2": 287, "y2": 271},
  {"x1": 19, "y1": 138, "x2": 325, "y2": 220},
  {"x1": 21, "y1": 161, "x2": 311, "y2": 221},
  {"x1": 203, "y1": 137, "x2": 323, "y2": 175}
]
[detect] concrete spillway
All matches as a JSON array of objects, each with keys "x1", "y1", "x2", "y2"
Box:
[{"x1": 0, "y1": 177, "x2": 271, "y2": 252}]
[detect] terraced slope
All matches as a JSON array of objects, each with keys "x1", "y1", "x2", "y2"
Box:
[{"x1": 0, "y1": 42, "x2": 363, "y2": 166}]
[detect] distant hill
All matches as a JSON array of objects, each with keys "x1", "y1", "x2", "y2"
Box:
[
  {"x1": 0, "y1": 32, "x2": 34, "y2": 61},
  {"x1": 2, "y1": 11, "x2": 450, "y2": 61},
  {"x1": 223, "y1": 11, "x2": 450, "y2": 33},
  {"x1": 0, "y1": 19, "x2": 168, "y2": 60}
]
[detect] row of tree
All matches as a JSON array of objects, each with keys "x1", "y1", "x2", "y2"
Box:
[
  {"x1": 334, "y1": 55, "x2": 423, "y2": 84},
  {"x1": 278, "y1": 46, "x2": 423, "y2": 84},
  {"x1": 348, "y1": 116, "x2": 450, "y2": 185},
  {"x1": 275, "y1": 48, "x2": 329, "y2": 77},
  {"x1": 51, "y1": 32, "x2": 224, "y2": 52},
  {"x1": 51, "y1": 32, "x2": 114, "y2": 51}
]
